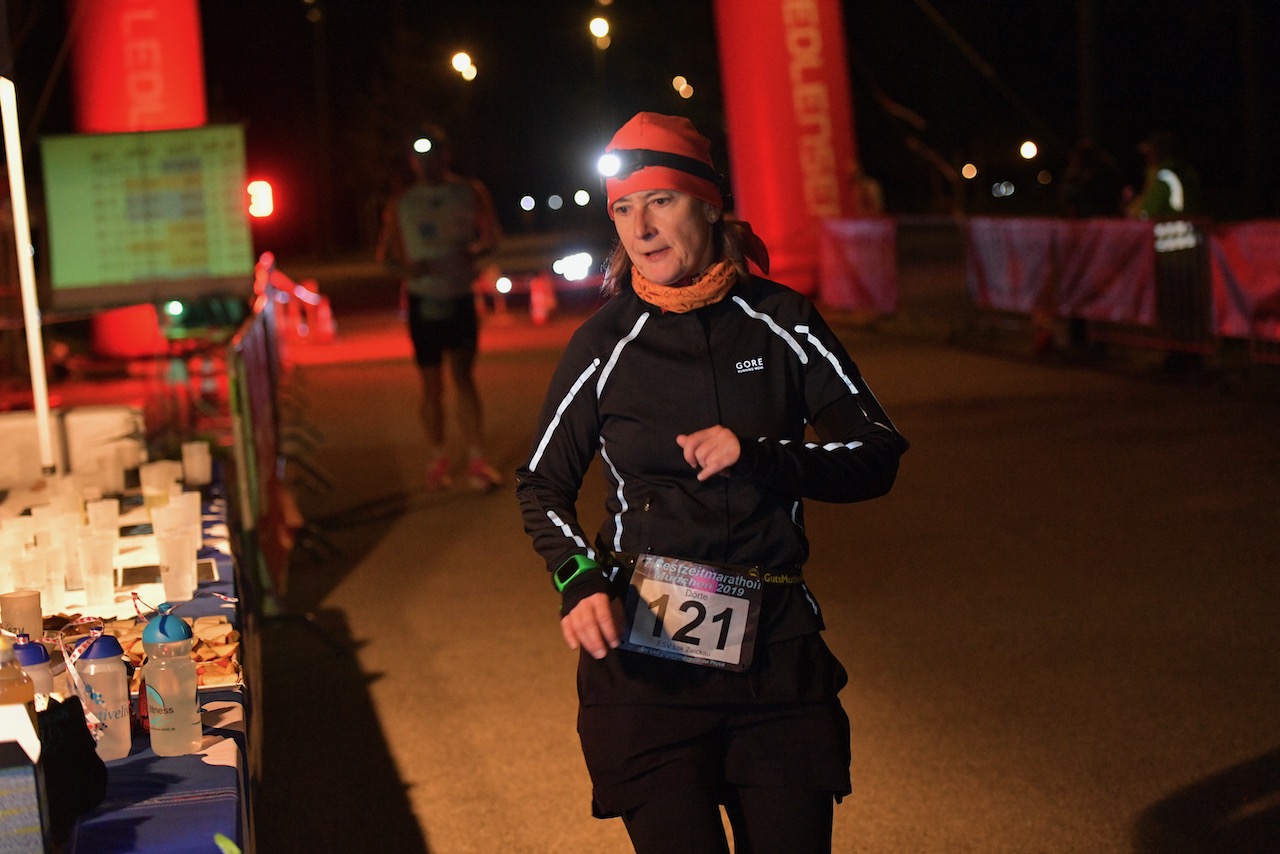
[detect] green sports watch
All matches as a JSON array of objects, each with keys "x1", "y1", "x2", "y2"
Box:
[{"x1": 553, "y1": 554, "x2": 602, "y2": 592}]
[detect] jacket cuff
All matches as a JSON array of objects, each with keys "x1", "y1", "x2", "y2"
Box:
[{"x1": 730, "y1": 434, "x2": 763, "y2": 478}]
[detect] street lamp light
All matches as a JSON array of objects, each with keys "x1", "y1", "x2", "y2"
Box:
[
  {"x1": 450, "y1": 52, "x2": 477, "y2": 121},
  {"x1": 588, "y1": 16, "x2": 613, "y2": 136},
  {"x1": 589, "y1": 17, "x2": 611, "y2": 49},
  {"x1": 452, "y1": 51, "x2": 477, "y2": 82}
]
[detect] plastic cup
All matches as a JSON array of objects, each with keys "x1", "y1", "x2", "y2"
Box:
[
  {"x1": 50, "y1": 514, "x2": 83, "y2": 590},
  {"x1": 35, "y1": 544, "x2": 68, "y2": 615},
  {"x1": 86, "y1": 498, "x2": 122, "y2": 586},
  {"x1": 181, "y1": 441, "x2": 212, "y2": 487},
  {"x1": 140, "y1": 461, "x2": 176, "y2": 512},
  {"x1": 94, "y1": 445, "x2": 128, "y2": 496},
  {"x1": 0, "y1": 532, "x2": 22, "y2": 588},
  {"x1": 156, "y1": 529, "x2": 197, "y2": 603},
  {"x1": 0, "y1": 589, "x2": 42, "y2": 638},
  {"x1": 50, "y1": 474, "x2": 85, "y2": 516},
  {"x1": 10, "y1": 550, "x2": 48, "y2": 602},
  {"x1": 173, "y1": 491, "x2": 203, "y2": 541},
  {"x1": 152, "y1": 501, "x2": 201, "y2": 597},
  {"x1": 31, "y1": 505, "x2": 57, "y2": 544},
  {"x1": 86, "y1": 498, "x2": 120, "y2": 533},
  {"x1": 2, "y1": 516, "x2": 35, "y2": 549},
  {"x1": 77, "y1": 528, "x2": 118, "y2": 616},
  {"x1": 149, "y1": 503, "x2": 183, "y2": 539}
]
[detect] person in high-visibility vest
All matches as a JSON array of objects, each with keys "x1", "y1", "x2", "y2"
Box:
[
  {"x1": 1126, "y1": 132, "x2": 1202, "y2": 220},
  {"x1": 1126, "y1": 132, "x2": 1209, "y2": 371}
]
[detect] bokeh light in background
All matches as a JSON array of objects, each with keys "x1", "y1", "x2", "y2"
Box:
[
  {"x1": 589, "y1": 17, "x2": 610, "y2": 50},
  {"x1": 451, "y1": 51, "x2": 477, "y2": 80},
  {"x1": 553, "y1": 252, "x2": 594, "y2": 282}
]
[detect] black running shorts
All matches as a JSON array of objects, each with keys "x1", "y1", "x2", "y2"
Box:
[
  {"x1": 576, "y1": 634, "x2": 853, "y2": 818},
  {"x1": 407, "y1": 294, "x2": 478, "y2": 366}
]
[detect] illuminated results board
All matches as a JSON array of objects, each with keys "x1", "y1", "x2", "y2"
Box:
[{"x1": 40, "y1": 124, "x2": 254, "y2": 304}]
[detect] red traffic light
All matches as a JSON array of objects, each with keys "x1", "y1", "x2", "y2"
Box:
[{"x1": 247, "y1": 180, "x2": 274, "y2": 217}]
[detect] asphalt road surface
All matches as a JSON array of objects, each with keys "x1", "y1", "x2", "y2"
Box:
[{"x1": 252, "y1": 258, "x2": 1280, "y2": 853}]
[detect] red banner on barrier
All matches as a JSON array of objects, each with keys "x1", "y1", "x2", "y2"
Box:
[
  {"x1": 817, "y1": 219, "x2": 897, "y2": 315},
  {"x1": 965, "y1": 218, "x2": 1060, "y2": 315},
  {"x1": 1210, "y1": 222, "x2": 1280, "y2": 343},
  {"x1": 965, "y1": 218, "x2": 1158, "y2": 326},
  {"x1": 714, "y1": 0, "x2": 860, "y2": 295},
  {"x1": 1056, "y1": 220, "x2": 1156, "y2": 325}
]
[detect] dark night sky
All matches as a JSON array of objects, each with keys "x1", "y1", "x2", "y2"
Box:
[{"x1": 10, "y1": 0, "x2": 1279, "y2": 256}]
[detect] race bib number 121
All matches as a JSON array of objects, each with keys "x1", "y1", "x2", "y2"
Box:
[{"x1": 619, "y1": 554, "x2": 763, "y2": 672}]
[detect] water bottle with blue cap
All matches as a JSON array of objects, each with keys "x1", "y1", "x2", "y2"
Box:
[
  {"x1": 13, "y1": 633, "x2": 54, "y2": 704},
  {"x1": 74, "y1": 628, "x2": 132, "y2": 761},
  {"x1": 142, "y1": 606, "x2": 203, "y2": 756}
]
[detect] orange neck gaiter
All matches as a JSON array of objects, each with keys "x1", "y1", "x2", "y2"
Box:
[{"x1": 631, "y1": 258, "x2": 737, "y2": 314}]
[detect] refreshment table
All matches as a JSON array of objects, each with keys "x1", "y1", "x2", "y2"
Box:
[{"x1": 28, "y1": 484, "x2": 257, "y2": 853}]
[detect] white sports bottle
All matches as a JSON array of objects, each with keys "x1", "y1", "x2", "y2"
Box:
[
  {"x1": 142, "y1": 610, "x2": 203, "y2": 756},
  {"x1": 74, "y1": 628, "x2": 133, "y2": 761}
]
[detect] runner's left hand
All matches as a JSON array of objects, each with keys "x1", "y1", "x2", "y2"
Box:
[{"x1": 676, "y1": 426, "x2": 740, "y2": 481}]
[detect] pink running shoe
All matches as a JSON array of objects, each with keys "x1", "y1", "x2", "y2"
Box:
[
  {"x1": 466, "y1": 458, "x2": 503, "y2": 492},
  {"x1": 425, "y1": 455, "x2": 452, "y2": 491}
]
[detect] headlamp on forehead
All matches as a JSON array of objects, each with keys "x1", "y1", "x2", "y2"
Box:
[
  {"x1": 597, "y1": 148, "x2": 723, "y2": 187},
  {"x1": 412, "y1": 137, "x2": 435, "y2": 154}
]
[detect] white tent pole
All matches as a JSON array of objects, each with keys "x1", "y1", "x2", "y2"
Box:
[{"x1": 1, "y1": 76, "x2": 56, "y2": 475}]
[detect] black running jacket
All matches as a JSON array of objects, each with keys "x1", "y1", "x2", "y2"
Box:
[{"x1": 516, "y1": 275, "x2": 908, "y2": 622}]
